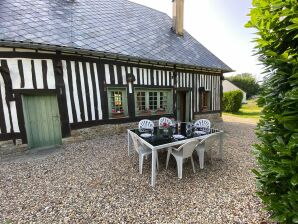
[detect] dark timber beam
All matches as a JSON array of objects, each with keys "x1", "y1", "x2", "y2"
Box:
[
  {"x1": 53, "y1": 51, "x2": 71, "y2": 137},
  {"x1": 220, "y1": 73, "x2": 224, "y2": 117}
]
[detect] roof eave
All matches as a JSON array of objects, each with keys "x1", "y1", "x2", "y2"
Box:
[{"x1": 0, "y1": 40, "x2": 233, "y2": 73}]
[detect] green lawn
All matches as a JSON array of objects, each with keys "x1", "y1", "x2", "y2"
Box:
[{"x1": 223, "y1": 99, "x2": 262, "y2": 120}]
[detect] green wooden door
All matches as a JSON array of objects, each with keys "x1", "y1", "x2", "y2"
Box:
[{"x1": 22, "y1": 94, "x2": 62, "y2": 149}]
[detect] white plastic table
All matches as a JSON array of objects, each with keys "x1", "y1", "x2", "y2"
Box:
[{"x1": 127, "y1": 128, "x2": 224, "y2": 187}]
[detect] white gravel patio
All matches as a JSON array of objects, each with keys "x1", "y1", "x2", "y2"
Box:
[{"x1": 0, "y1": 121, "x2": 270, "y2": 223}]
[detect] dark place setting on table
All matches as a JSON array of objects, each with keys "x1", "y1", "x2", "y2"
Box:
[{"x1": 132, "y1": 122, "x2": 216, "y2": 147}]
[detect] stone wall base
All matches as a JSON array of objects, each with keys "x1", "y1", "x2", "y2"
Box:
[
  {"x1": 70, "y1": 122, "x2": 139, "y2": 141},
  {"x1": 193, "y1": 113, "x2": 222, "y2": 122},
  {"x1": 0, "y1": 140, "x2": 27, "y2": 158}
]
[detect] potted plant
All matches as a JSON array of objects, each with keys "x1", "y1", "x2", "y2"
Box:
[
  {"x1": 111, "y1": 108, "x2": 125, "y2": 118},
  {"x1": 156, "y1": 107, "x2": 166, "y2": 115},
  {"x1": 140, "y1": 108, "x2": 151, "y2": 116},
  {"x1": 160, "y1": 122, "x2": 170, "y2": 138}
]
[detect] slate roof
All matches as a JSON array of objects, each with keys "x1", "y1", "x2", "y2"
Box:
[{"x1": 0, "y1": 0, "x2": 232, "y2": 72}]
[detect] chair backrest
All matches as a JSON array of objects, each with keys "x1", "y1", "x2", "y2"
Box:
[
  {"x1": 158, "y1": 117, "x2": 173, "y2": 127},
  {"x1": 194, "y1": 119, "x2": 211, "y2": 131},
  {"x1": 202, "y1": 132, "x2": 217, "y2": 147},
  {"x1": 138, "y1": 119, "x2": 154, "y2": 132},
  {"x1": 177, "y1": 139, "x2": 200, "y2": 158},
  {"x1": 130, "y1": 132, "x2": 142, "y2": 154}
]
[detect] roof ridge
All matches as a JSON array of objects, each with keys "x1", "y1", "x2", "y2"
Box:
[{"x1": 127, "y1": 0, "x2": 169, "y2": 17}]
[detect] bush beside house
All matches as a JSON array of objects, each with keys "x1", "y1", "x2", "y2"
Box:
[{"x1": 223, "y1": 90, "x2": 243, "y2": 113}]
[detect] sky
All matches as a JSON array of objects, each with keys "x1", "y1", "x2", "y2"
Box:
[{"x1": 130, "y1": 0, "x2": 264, "y2": 81}]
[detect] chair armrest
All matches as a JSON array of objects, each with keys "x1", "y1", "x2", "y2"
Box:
[
  {"x1": 196, "y1": 143, "x2": 205, "y2": 150},
  {"x1": 168, "y1": 146, "x2": 180, "y2": 151}
]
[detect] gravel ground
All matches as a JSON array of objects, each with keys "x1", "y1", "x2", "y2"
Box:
[
  {"x1": 0, "y1": 121, "x2": 270, "y2": 223},
  {"x1": 222, "y1": 114, "x2": 258, "y2": 125}
]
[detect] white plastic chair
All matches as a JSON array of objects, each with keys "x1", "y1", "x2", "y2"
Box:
[
  {"x1": 166, "y1": 139, "x2": 201, "y2": 179},
  {"x1": 158, "y1": 117, "x2": 173, "y2": 127},
  {"x1": 194, "y1": 119, "x2": 211, "y2": 133},
  {"x1": 130, "y1": 132, "x2": 158, "y2": 174},
  {"x1": 195, "y1": 137, "x2": 208, "y2": 169},
  {"x1": 138, "y1": 119, "x2": 154, "y2": 132},
  {"x1": 197, "y1": 133, "x2": 218, "y2": 167}
]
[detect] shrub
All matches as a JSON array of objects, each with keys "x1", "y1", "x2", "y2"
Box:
[
  {"x1": 246, "y1": 0, "x2": 298, "y2": 222},
  {"x1": 226, "y1": 73, "x2": 260, "y2": 98},
  {"x1": 223, "y1": 90, "x2": 243, "y2": 113}
]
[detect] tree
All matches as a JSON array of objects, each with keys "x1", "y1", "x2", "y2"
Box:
[
  {"x1": 226, "y1": 73, "x2": 260, "y2": 98},
  {"x1": 246, "y1": 0, "x2": 298, "y2": 223}
]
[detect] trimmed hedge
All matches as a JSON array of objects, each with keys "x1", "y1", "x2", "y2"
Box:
[
  {"x1": 223, "y1": 90, "x2": 243, "y2": 113},
  {"x1": 246, "y1": 0, "x2": 298, "y2": 222},
  {"x1": 226, "y1": 73, "x2": 260, "y2": 98}
]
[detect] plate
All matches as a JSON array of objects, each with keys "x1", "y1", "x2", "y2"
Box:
[
  {"x1": 172, "y1": 134, "x2": 185, "y2": 139},
  {"x1": 140, "y1": 133, "x2": 152, "y2": 138},
  {"x1": 194, "y1": 131, "x2": 206, "y2": 135}
]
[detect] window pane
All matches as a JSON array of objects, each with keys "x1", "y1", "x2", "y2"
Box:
[
  {"x1": 149, "y1": 91, "x2": 157, "y2": 110},
  {"x1": 114, "y1": 93, "x2": 122, "y2": 106},
  {"x1": 159, "y1": 92, "x2": 167, "y2": 110},
  {"x1": 136, "y1": 91, "x2": 146, "y2": 111},
  {"x1": 111, "y1": 91, "x2": 122, "y2": 109}
]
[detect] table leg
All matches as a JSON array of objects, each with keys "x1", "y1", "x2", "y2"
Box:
[
  {"x1": 196, "y1": 142, "x2": 205, "y2": 169},
  {"x1": 219, "y1": 131, "x2": 224, "y2": 160},
  {"x1": 151, "y1": 150, "x2": 157, "y2": 187}
]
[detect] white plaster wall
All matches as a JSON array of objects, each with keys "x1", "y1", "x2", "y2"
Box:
[{"x1": 223, "y1": 80, "x2": 247, "y2": 103}]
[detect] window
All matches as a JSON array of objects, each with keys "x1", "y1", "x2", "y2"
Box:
[
  {"x1": 200, "y1": 91, "x2": 210, "y2": 112},
  {"x1": 135, "y1": 89, "x2": 173, "y2": 116},
  {"x1": 108, "y1": 88, "x2": 128, "y2": 119},
  {"x1": 160, "y1": 92, "x2": 168, "y2": 110},
  {"x1": 136, "y1": 92, "x2": 146, "y2": 111}
]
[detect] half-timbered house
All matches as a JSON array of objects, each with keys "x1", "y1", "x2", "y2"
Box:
[{"x1": 0, "y1": 0, "x2": 232, "y2": 149}]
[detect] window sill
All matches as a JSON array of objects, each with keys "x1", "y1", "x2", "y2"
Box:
[
  {"x1": 110, "y1": 113, "x2": 127, "y2": 119},
  {"x1": 156, "y1": 111, "x2": 168, "y2": 115},
  {"x1": 200, "y1": 107, "x2": 209, "y2": 112},
  {"x1": 199, "y1": 110, "x2": 212, "y2": 113},
  {"x1": 109, "y1": 117, "x2": 129, "y2": 120},
  {"x1": 137, "y1": 112, "x2": 152, "y2": 116},
  {"x1": 136, "y1": 112, "x2": 173, "y2": 117}
]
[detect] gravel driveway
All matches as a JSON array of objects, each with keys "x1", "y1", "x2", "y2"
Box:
[{"x1": 0, "y1": 121, "x2": 269, "y2": 223}]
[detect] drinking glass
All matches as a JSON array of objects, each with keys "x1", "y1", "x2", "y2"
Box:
[
  {"x1": 186, "y1": 122, "x2": 193, "y2": 137},
  {"x1": 177, "y1": 121, "x2": 181, "y2": 134},
  {"x1": 150, "y1": 128, "x2": 154, "y2": 137}
]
